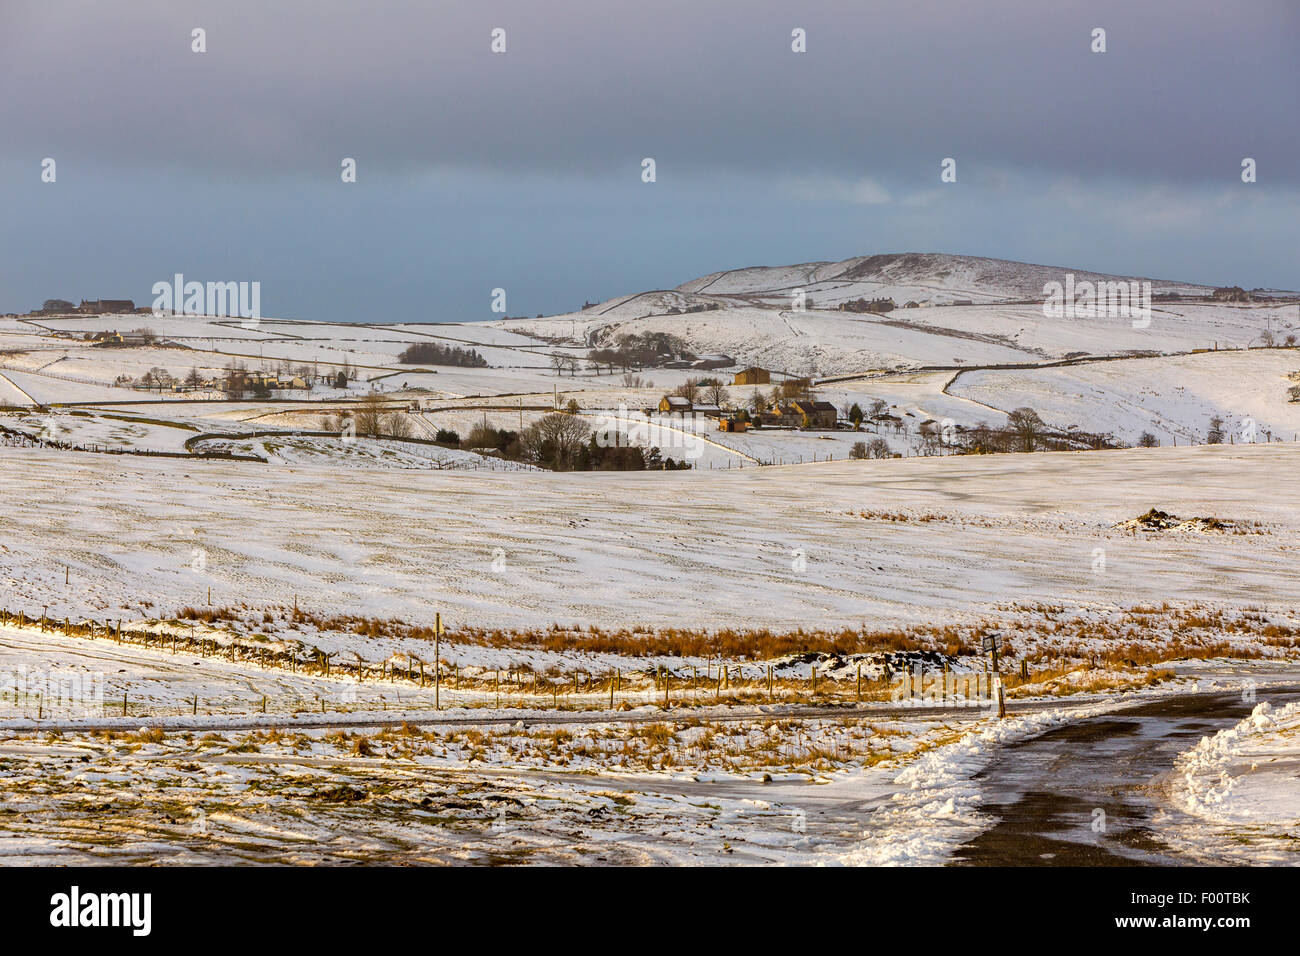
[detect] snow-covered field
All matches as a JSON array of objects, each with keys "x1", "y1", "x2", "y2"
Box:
[
  {"x1": 950, "y1": 350, "x2": 1300, "y2": 446},
  {"x1": 4, "y1": 253, "x2": 1299, "y2": 866},
  {"x1": 2, "y1": 441, "x2": 1299, "y2": 633}
]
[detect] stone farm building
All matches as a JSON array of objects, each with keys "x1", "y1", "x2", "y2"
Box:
[
  {"x1": 691, "y1": 353, "x2": 735, "y2": 370},
  {"x1": 78, "y1": 299, "x2": 136, "y2": 314},
  {"x1": 791, "y1": 400, "x2": 838, "y2": 429},
  {"x1": 733, "y1": 366, "x2": 771, "y2": 386},
  {"x1": 656, "y1": 396, "x2": 723, "y2": 417},
  {"x1": 767, "y1": 400, "x2": 838, "y2": 429}
]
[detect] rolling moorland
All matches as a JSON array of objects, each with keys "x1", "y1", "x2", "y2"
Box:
[{"x1": 2, "y1": 252, "x2": 1299, "y2": 864}]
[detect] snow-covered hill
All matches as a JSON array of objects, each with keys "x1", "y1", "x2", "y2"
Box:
[
  {"x1": 675, "y1": 252, "x2": 1212, "y2": 306},
  {"x1": 496, "y1": 252, "x2": 1296, "y2": 377}
]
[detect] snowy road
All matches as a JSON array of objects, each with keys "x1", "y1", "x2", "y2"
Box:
[{"x1": 952, "y1": 685, "x2": 1300, "y2": 865}]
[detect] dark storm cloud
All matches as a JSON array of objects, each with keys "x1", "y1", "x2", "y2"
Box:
[
  {"x1": 2, "y1": 0, "x2": 1296, "y2": 184},
  {"x1": 2, "y1": 0, "x2": 1296, "y2": 320}
]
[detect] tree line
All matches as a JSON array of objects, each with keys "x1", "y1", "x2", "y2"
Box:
[{"x1": 397, "y1": 342, "x2": 488, "y2": 367}]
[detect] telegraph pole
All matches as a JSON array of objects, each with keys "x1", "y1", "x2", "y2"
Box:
[{"x1": 434, "y1": 612, "x2": 442, "y2": 710}]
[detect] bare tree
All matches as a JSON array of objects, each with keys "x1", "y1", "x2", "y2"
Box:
[
  {"x1": 384, "y1": 411, "x2": 413, "y2": 438},
  {"x1": 779, "y1": 378, "x2": 804, "y2": 400},
  {"x1": 140, "y1": 367, "x2": 175, "y2": 391},
  {"x1": 520, "y1": 412, "x2": 590, "y2": 470},
  {"x1": 1007, "y1": 407, "x2": 1046, "y2": 452},
  {"x1": 355, "y1": 394, "x2": 386, "y2": 436},
  {"x1": 675, "y1": 379, "x2": 701, "y2": 403}
]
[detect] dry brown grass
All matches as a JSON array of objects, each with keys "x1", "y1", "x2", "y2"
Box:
[
  {"x1": 450, "y1": 622, "x2": 977, "y2": 660},
  {"x1": 123, "y1": 726, "x2": 165, "y2": 744},
  {"x1": 176, "y1": 606, "x2": 243, "y2": 624}
]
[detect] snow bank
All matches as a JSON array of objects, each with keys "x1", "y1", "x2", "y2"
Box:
[
  {"x1": 1173, "y1": 700, "x2": 1300, "y2": 825},
  {"x1": 838, "y1": 702, "x2": 1116, "y2": 865}
]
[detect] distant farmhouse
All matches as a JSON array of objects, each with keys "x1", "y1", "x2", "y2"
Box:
[
  {"x1": 766, "y1": 400, "x2": 837, "y2": 429},
  {"x1": 792, "y1": 400, "x2": 838, "y2": 429},
  {"x1": 29, "y1": 297, "x2": 137, "y2": 316},
  {"x1": 657, "y1": 390, "x2": 837, "y2": 430},
  {"x1": 223, "y1": 370, "x2": 309, "y2": 394},
  {"x1": 78, "y1": 299, "x2": 136, "y2": 314},
  {"x1": 655, "y1": 395, "x2": 722, "y2": 417},
  {"x1": 733, "y1": 366, "x2": 770, "y2": 386},
  {"x1": 658, "y1": 395, "x2": 692, "y2": 414}
]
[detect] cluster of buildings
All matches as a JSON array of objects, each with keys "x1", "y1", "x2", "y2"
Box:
[
  {"x1": 226, "y1": 370, "x2": 310, "y2": 392},
  {"x1": 656, "y1": 396, "x2": 721, "y2": 417},
  {"x1": 653, "y1": 394, "x2": 838, "y2": 431},
  {"x1": 756, "y1": 399, "x2": 838, "y2": 429},
  {"x1": 130, "y1": 369, "x2": 310, "y2": 394},
  {"x1": 33, "y1": 299, "x2": 145, "y2": 315},
  {"x1": 85, "y1": 330, "x2": 159, "y2": 347},
  {"x1": 646, "y1": 365, "x2": 841, "y2": 432},
  {"x1": 77, "y1": 299, "x2": 141, "y2": 314}
]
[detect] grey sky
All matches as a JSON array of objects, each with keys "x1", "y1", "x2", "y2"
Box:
[{"x1": 2, "y1": 0, "x2": 1297, "y2": 320}]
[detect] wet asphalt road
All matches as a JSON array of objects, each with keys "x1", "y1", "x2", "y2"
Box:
[{"x1": 952, "y1": 686, "x2": 1300, "y2": 865}]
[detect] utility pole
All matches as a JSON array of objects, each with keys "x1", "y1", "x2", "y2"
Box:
[{"x1": 434, "y1": 612, "x2": 442, "y2": 710}]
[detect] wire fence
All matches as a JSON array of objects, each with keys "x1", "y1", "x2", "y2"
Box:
[{"x1": 0, "y1": 607, "x2": 1021, "y2": 721}]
